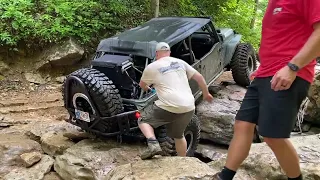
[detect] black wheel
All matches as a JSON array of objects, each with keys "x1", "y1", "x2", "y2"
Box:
[
  {"x1": 62, "y1": 68, "x2": 124, "y2": 134},
  {"x1": 230, "y1": 43, "x2": 258, "y2": 87},
  {"x1": 155, "y1": 114, "x2": 201, "y2": 157}
]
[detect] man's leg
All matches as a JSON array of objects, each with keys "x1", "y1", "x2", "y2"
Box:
[
  {"x1": 138, "y1": 105, "x2": 167, "y2": 160},
  {"x1": 263, "y1": 138, "x2": 301, "y2": 179},
  {"x1": 166, "y1": 110, "x2": 194, "y2": 157},
  {"x1": 224, "y1": 121, "x2": 256, "y2": 170},
  {"x1": 214, "y1": 80, "x2": 260, "y2": 180},
  {"x1": 138, "y1": 122, "x2": 156, "y2": 139},
  {"x1": 174, "y1": 137, "x2": 187, "y2": 156},
  {"x1": 258, "y1": 77, "x2": 310, "y2": 180},
  {"x1": 138, "y1": 122, "x2": 163, "y2": 160}
]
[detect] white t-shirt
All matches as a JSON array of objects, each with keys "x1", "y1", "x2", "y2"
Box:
[{"x1": 140, "y1": 56, "x2": 198, "y2": 114}]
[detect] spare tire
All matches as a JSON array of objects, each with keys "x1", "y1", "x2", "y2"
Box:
[
  {"x1": 62, "y1": 68, "x2": 124, "y2": 134},
  {"x1": 155, "y1": 114, "x2": 201, "y2": 157},
  {"x1": 230, "y1": 43, "x2": 258, "y2": 87}
]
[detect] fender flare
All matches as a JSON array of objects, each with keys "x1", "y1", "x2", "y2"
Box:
[{"x1": 223, "y1": 34, "x2": 242, "y2": 66}]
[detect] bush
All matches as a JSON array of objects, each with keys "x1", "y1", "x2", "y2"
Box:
[
  {"x1": 0, "y1": 0, "x2": 149, "y2": 47},
  {"x1": 0, "y1": 0, "x2": 265, "y2": 51}
]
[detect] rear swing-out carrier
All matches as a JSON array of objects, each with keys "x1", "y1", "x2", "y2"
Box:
[{"x1": 64, "y1": 75, "x2": 143, "y2": 142}]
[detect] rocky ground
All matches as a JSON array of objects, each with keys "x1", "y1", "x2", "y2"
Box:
[{"x1": 0, "y1": 71, "x2": 320, "y2": 180}]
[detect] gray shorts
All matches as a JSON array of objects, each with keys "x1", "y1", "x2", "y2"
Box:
[{"x1": 138, "y1": 104, "x2": 194, "y2": 138}]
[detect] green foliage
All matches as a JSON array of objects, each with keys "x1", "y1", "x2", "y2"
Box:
[
  {"x1": 0, "y1": 0, "x2": 149, "y2": 47},
  {"x1": 193, "y1": 0, "x2": 267, "y2": 49},
  {"x1": 0, "y1": 0, "x2": 268, "y2": 51}
]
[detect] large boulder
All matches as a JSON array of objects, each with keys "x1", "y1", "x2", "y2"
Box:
[
  {"x1": 196, "y1": 84, "x2": 247, "y2": 145},
  {"x1": 24, "y1": 72, "x2": 47, "y2": 84},
  {"x1": 35, "y1": 38, "x2": 84, "y2": 70},
  {"x1": 0, "y1": 134, "x2": 43, "y2": 177},
  {"x1": 25, "y1": 120, "x2": 81, "y2": 143},
  {"x1": 3, "y1": 155, "x2": 54, "y2": 180},
  {"x1": 207, "y1": 134, "x2": 320, "y2": 180},
  {"x1": 105, "y1": 157, "x2": 216, "y2": 180},
  {"x1": 40, "y1": 131, "x2": 75, "y2": 157},
  {"x1": 54, "y1": 139, "x2": 142, "y2": 180}
]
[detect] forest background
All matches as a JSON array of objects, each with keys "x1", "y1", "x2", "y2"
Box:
[{"x1": 0, "y1": 0, "x2": 268, "y2": 54}]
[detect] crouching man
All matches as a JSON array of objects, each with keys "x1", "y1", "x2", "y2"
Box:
[{"x1": 138, "y1": 42, "x2": 213, "y2": 160}]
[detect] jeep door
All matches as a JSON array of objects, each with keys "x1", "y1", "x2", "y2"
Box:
[
  {"x1": 193, "y1": 24, "x2": 223, "y2": 84},
  {"x1": 189, "y1": 59, "x2": 202, "y2": 95},
  {"x1": 201, "y1": 41, "x2": 223, "y2": 84}
]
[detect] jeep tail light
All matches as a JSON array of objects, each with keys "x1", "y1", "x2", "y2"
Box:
[{"x1": 135, "y1": 111, "x2": 141, "y2": 119}]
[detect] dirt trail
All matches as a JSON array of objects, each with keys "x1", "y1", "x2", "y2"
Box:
[{"x1": 0, "y1": 84, "x2": 68, "y2": 122}]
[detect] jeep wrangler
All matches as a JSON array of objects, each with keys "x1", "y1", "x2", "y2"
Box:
[{"x1": 62, "y1": 17, "x2": 258, "y2": 157}]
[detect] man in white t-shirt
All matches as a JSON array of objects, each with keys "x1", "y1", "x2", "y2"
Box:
[{"x1": 138, "y1": 42, "x2": 213, "y2": 160}]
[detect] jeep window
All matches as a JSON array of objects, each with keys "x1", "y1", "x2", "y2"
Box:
[{"x1": 191, "y1": 25, "x2": 219, "y2": 60}]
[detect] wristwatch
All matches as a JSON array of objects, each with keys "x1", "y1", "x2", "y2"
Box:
[{"x1": 287, "y1": 62, "x2": 300, "y2": 72}]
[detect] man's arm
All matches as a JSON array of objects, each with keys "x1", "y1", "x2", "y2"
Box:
[
  {"x1": 139, "y1": 66, "x2": 153, "y2": 91},
  {"x1": 271, "y1": 0, "x2": 320, "y2": 91},
  {"x1": 139, "y1": 81, "x2": 151, "y2": 91},
  {"x1": 271, "y1": 24, "x2": 320, "y2": 90},
  {"x1": 290, "y1": 22, "x2": 320, "y2": 68},
  {"x1": 191, "y1": 72, "x2": 210, "y2": 96},
  {"x1": 181, "y1": 60, "x2": 213, "y2": 102}
]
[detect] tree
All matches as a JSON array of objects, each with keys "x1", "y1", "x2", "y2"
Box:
[
  {"x1": 250, "y1": 0, "x2": 259, "y2": 29},
  {"x1": 151, "y1": 0, "x2": 160, "y2": 18}
]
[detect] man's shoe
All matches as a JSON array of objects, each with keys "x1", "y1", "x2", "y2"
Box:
[
  {"x1": 211, "y1": 173, "x2": 223, "y2": 180},
  {"x1": 140, "y1": 140, "x2": 163, "y2": 160}
]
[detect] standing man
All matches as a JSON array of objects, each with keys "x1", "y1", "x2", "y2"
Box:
[
  {"x1": 138, "y1": 42, "x2": 213, "y2": 160},
  {"x1": 213, "y1": 0, "x2": 320, "y2": 180}
]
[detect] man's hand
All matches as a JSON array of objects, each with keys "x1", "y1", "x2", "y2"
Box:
[
  {"x1": 250, "y1": 70, "x2": 257, "y2": 81},
  {"x1": 203, "y1": 93, "x2": 213, "y2": 102},
  {"x1": 271, "y1": 65, "x2": 297, "y2": 91}
]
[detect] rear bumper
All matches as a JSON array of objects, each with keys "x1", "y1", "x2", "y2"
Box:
[{"x1": 67, "y1": 108, "x2": 140, "y2": 137}]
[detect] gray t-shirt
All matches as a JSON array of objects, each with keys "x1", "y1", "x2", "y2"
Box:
[{"x1": 140, "y1": 56, "x2": 197, "y2": 113}]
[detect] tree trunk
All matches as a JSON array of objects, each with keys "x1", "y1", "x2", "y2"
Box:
[
  {"x1": 151, "y1": 0, "x2": 160, "y2": 18},
  {"x1": 250, "y1": 0, "x2": 259, "y2": 29}
]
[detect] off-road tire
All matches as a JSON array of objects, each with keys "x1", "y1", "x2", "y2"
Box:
[
  {"x1": 62, "y1": 68, "x2": 124, "y2": 133},
  {"x1": 230, "y1": 43, "x2": 258, "y2": 87},
  {"x1": 155, "y1": 114, "x2": 201, "y2": 157}
]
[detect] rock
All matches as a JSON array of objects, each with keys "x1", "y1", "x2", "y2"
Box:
[
  {"x1": 3, "y1": 155, "x2": 54, "y2": 180},
  {"x1": 0, "y1": 134, "x2": 43, "y2": 177},
  {"x1": 36, "y1": 38, "x2": 84, "y2": 70},
  {"x1": 25, "y1": 120, "x2": 81, "y2": 143},
  {"x1": 195, "y1": 144, "x2": 228, "y2": 161},
  {"x1": 208, "y1": 85, "x2": 222, "y2": 95},
  {"x1": 41, "y1": 132, "x2": 75, "y2": 157},
  {"x1": 54, "y1": 139, "x2": 141, "y2": 180},
  {"x1": 303, "y1": 71, "x2": 320, "y2": 125},
  {"x1": 44, "y1": 172, "x2": 63, "y2": 180},
  {"x1": 196, "y1": 84, "x2": 246, "y2": 145},
  {"x1": 55, "y1": 76, "x2": 66, "y2": 84},
  {"x1": 105, "y1": 157, "x2": 216, "y2": 180},
  {"x1": 20, "y1": 151, "x2": 42, "y2": 167},
  {"x1": 24, "y1": 72, "x2": 46, "y2": 84},
  {"x1": 0, "y1": 117, "x2": 31, "y2": 129},
  {"x1": 208, "y1": 134, "x2": 320, "y2": 180},
  {"x1": 63, "y1": 131, "x2": 95, "y2": 142},
  {"x1": 0, "y1": 61, "x2": 9, "y2": 74}
]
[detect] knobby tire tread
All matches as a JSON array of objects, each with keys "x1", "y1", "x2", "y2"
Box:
[
  {"x1": 62, "y1": 68, "x2": 123, "y2": 133},
  {"x1": 230, "y1": 43, "x2": 257, "y2": 87}
]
